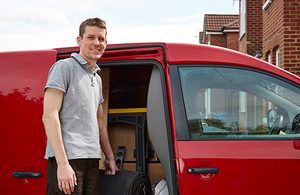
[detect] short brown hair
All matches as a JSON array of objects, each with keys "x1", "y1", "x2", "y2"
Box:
[{"x1": 79, "y1": 17, "x2": 107, "y2": 37}]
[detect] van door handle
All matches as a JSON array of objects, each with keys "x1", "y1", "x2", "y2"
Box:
[
  {"x1": 12, "y1": 172, "x2": 42, "y2": 178},
  {"x1": 187, "y1": 167, "x2": 219, "y2": 174}
]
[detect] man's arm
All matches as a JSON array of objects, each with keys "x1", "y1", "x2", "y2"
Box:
[
  {"x1": 42, "y1": 88, "x2": 77, "y2": 194},
  {"x1": 97, "y1": 104, "x2": 118, "y2": 174}
]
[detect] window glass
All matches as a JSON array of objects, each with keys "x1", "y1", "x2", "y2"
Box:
[{"x1": 179, "y1": 66, "x2": 300, "y2": 140}]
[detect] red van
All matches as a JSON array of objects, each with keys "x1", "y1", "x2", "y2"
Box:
[{"x1": 0, "y1": 42, "x2": 300, "y2": 195}]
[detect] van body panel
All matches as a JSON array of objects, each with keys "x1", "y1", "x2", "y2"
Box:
[
  {"x1": 0, "y1": 50, "x2": 57, "y2": 194},
  {"x1": 176, "y1": 141, "x2": 300, "y2": 195}
]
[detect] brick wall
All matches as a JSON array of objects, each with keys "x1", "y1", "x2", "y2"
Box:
[
  {"x1": 239, "y1": 0, "x2": 263, "y2": 56},
  {"x1": 263, "y1": 0, "x2": 300, "y2": 76},
  {"x1": 207, "y1": 33, "x2": 239, "y2": 50},
  {"x1": 283, "y1": 0, "x2": 300, "y2": 75},
  {"x1": 226, "y1": 32, "x2": 239, "y2": 51},
  {"x1": 247, "y1": 0, "x2": 263, "y2": 56},
  {"x1": 210, "y1": 34, "x2": 227, "y2": 47},
  {"x1": 262, "y1": 0, "x2": 284, "y2": 64},
  {"x1": 239, "y1": 35, "x2": 247, "y2": 53}
]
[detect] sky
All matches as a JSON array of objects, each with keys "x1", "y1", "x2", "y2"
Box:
[{"x1": 0, "y1": 0, "x2": 239, "y2": 51}]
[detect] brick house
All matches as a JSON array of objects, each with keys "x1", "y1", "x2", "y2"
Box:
[
  {"x1": 239, "y1": 0, "x2": 263, "y2": 57},
  {"x1": 199, "y1": 14, "x2": 239, "y2": 51},
  {"x1": 200, "y1": 1, "x2": 300, "y2": 76},
  {"x1": 261, "y1": 0, "x2": 300, "y2": 75},
  {"x1": 239, "y1": 0, "x2": 300, "y2": 76}
]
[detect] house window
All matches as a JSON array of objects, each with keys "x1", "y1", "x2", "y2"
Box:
[
  {"x1": 240, "y1": 0, "x2": 246, "y2": 39},
  {"x1": 263, "y1": 0, "x2": 272, "y2": 11},
  {"x1": 275, "y1": 47, "x2": 280, "y2": 67},
  {"x1": 266, "y1": 51, "x2": 271, "y2": 64}
]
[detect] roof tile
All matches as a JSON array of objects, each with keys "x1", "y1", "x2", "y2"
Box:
[{"x1": 204, "y1": 14, "x2": 239, "y2": 32}]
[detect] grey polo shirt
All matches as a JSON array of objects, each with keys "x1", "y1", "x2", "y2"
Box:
[{"x1": 44, "y1": 53, "x2": 104, "y2": 160}]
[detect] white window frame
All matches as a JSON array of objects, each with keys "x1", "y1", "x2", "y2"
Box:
[
  {"x1": 240, "y1": 0, "x2": 246, "y2": 39},
  {"x1": 267, "y1": 52, "x2": 271, "y2": 64},
  {"x1": 275, "y1": 47, "x2": 280, "y2": 67},
  {"x1": 205, "y1": 89, "x2": 211, "y2": 118},
  {"x1": 239, "y1": 91, "x2": 246, "y2": 113},
  {"x1": 263, "y1": 0, "x2": 272, "y2": 11}
]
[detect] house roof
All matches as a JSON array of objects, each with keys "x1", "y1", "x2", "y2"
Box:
[{"x1": 204, "y1": 14, "x2": 239, "y2": 32}]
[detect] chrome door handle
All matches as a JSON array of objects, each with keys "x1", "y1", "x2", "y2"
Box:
[
  {"x1": 12, "y1": 172, "x2": 42, "y2": 178},
  {"x1": 187, "y1": 168, "x2": 219, "y2": 174}
]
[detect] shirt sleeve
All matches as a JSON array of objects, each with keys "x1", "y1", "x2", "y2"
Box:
[{"x1": 45, "y1": 60, "x2": 70, "y2": 93}]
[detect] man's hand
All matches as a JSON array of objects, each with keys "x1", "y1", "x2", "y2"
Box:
[
  {"x1": 57, "y1": 163, "x2": 77, "y2": 195},
  {"x1": 105, "y1": 159, "x2": 118, "y2": 175}
]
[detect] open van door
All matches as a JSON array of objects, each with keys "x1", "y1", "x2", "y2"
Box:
[{"x1": 0, "y1": 50, "x2": 57, "y2": 194}]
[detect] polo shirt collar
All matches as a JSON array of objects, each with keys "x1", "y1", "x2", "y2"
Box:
[{"x1": 71, "y1": 53, "x2": 100, "y2": 73}]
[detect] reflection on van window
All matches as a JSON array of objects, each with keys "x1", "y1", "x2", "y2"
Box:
[{"x1": 178, "y1": 66, "x2": 300, "y2": 139}]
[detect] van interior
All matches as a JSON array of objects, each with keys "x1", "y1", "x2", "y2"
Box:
[{"x1": 98, "y1": 63, "x2": 166, "y2": 187}]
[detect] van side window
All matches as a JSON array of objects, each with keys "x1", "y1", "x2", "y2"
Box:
[{"x1": 178, "y1": 66, "x2": 300, "y2": 140}]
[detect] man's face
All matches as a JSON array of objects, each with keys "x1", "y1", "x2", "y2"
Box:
[{"x1": 77, "y1": 25, "x2": 107, "y2": 65}]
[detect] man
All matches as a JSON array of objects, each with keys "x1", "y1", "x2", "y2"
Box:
[{"x1": 42, "y1": 17, "x2": 117, "y2": 195}]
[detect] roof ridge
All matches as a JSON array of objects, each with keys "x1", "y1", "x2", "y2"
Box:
[
  {"x1": 204, "y1": 14, "x2": 239, "y2": 16},
  {"x1": 224, "y1": 18, "x2": 239, "y2": 27}
]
